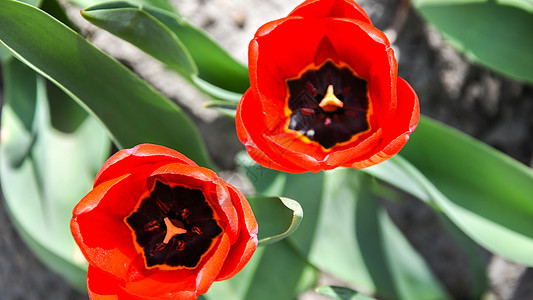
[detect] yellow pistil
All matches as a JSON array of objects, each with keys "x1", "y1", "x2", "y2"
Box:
[
  {"x1": 163, "y1": 217, "x2": 187, "y2": 244},
  {"x1": 319, "y1": 85, "x2": 344, "y2": 112}
]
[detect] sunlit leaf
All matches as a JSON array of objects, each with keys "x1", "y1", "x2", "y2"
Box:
[
  {"x1": 0, "y1": 0, "x2": 213, "y2": 168},
  {"x1": 205, "y1": 240, "x2": 317, "y2": 300},
  {"x1": 81, "y1": 3, "x2": 197, "y2": 77},
  {"x1": 1, "y1": 58, "x2": 110, "y2": 292},
  {"x1": 413, "y1": 0, "x2": 533, "y2": 83},
  {"x1": 248, "y1": 196, "x2": 303, "y2": 246},
  {"x1": 238, "y1": 155, "x2": 447, "y2": 299},
  {"x1": 1, "y1": 59, "x2": 36, "y2": 167},
  {"x1": 70, "y1": 0, "x2": 175, "y2": 12},
  {"x1": 394, "y1": 117, "x2": 533, "y2": 266},
  {"x1": 82, "y1": 2, "x2": 249, "y2": 101},
  {"x1": 316, "y1": 286, "x2": 377, "y2": 300}
]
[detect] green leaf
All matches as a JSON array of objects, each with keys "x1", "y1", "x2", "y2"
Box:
[
  {"x1": 7, "y1": 211, "x2": 88, "y2": 292},
  {"x1": 499, "y1": 0, "x2": 533, "y2": 13},
  {"x1": 0, "y1": 0, "x2": 213, "y2": 168},
  {"x1": 365, "y1": 156, "x2": 490, "y2": 298},
  {"x1": 81, "y1": 3, "x2": 197, "y2": 77},
  {"x1": 41, "y1": 0, "x2": 77, "y2": 30},
  {"x1": 248, "y1": 196, "x2": 303, "y2": 246},
  {"x1": 238, "y1": 155, "x2": 447, "y2": 299},
  {"x1": 82, "y1": 2, "x2": 249, "y2": 100},
  {"x1": 412, "y1": 0, "x2": 533, "y2": 83},
  {"x1": 364, "y1": 157, "x2": 430, "y2": 205},
  {"x1": 140, "y1": 6, "x2": 250, "y2": 95},
  {"x1": 0, "y1": 43, "x2": 11, "y2": 61},
  {"x1": 435, "y1": 213, "x2": 489, "y2": 298},
  {"x1": 1, "y1": 59, "x2": 37, "y2": 168},
  {"x1": 316, "y1": 286, "x2": 377, "y2": 300},
  {"x1": 70, "y1": 0, "x2": 176, "y2": 13},
  {"x1": 396, "y1": 116, "x2": 533, "y2": 266},
  {"x1": 1, "y1": 58, "x2": 110, "y2": 292},
  {"x1": 17, "y1": 0, "x2": 41, "y2": 6},
  {"x1": 347, "y1": 171, "x2": 447, "y2": 300},
  {"x1": 205, "y1": 240, "x2": 317, "y2": 300}
]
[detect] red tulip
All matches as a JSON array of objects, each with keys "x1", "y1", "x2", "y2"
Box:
[
  {"x1": 236, "y1": 0, "x2": 419, "y2": 173},
  {"x1": 71, "y1": 144, "x2": 258, "y2": 299}
]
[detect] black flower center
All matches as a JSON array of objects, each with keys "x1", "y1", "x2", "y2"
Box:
[
  {"x1": 126, "y1": 180, "x2": 222, "y2": 269},
  {"x1": 286, "y1": 60, "x2": 370, "y2": 149}
]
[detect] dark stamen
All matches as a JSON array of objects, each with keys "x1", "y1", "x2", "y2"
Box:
[
  {"x1": 286, "y1": 61, "x2": 370, "y2": 148},
  {"x1": 192, "y1": 227, "x2": 203, "y2": 235},
  {"x1": 306, "y1": 81, "x2": 318, "y2": 96},
  {"x1": 125, "y1": 181, "x2": 223, "y2": 269},
  {"x1": 181, "y1": 208, "x2": 189, "y2": 220},
  {"x1": 176, "y1": 240, "x2": 185, "y2": 251},
  {"x1": 150, "y1": 243, "x2": 166, "y2": 256},
  {"x1": 143, "y1": 220, "x2": 160, "y2": 231}
]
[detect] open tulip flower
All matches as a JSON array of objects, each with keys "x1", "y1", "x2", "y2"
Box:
[
  {"x1": 236, "y1": 0, "x2": 420, "y2": 173},
  {"x1": 71, "y1": 144, "x2": 258, "y2": 299}
]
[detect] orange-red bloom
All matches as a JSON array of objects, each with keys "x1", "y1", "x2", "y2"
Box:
[
  {"x1": 236, "y1": 0, "x2": 419, "y2": 173},
  {"x1": 71, "y1": 144, "x2": 258, "y2": 299}
]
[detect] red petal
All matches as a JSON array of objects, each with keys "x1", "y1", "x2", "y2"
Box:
[
  {"x1": 289, "y1": 0, "x2": 372, "y2": 24},
  {"x1": 87, "y1": 265, "x2": 124, "y2": 300},
  {"x1": 325, "y1": 19, "x2": 391, "y2": 79},
  {"x1": 88, "y1": 265, "x2": 199, "y2": 300},
  {"x1": 72, "y1": 174, "x2": 145, "y2": 280},
  {"x1": 95, "y1": 144, "x2": 197, "y2": 187},
  {"x1": 133, "y1": 238, "x2": 231, "y2": 298},
  {"x1": 325, "y1": 19, "x2": 398, "y2": 132},
  {"x1": 215, "y1": 184, "x2": 258, "y2": 280},
  {"x1": 148, "y1": 162, "x2": 218, "y2": 188},
  {"x1": 194, "y1": 233, "x2": 231, "y2": 294},
  {"x1": 344, "y1": 78, "x2": 419, "y2": 168},
  {"x1": 251, "y1": 18, "x2": 328, "y2": 124},
  {"x1": 124, "y1": 272, "x2": 198, "y2": 299},
  {"x1": 314, "y1": 35, "x2": 340, "y2": 66},
  {"x1": 236, "y1": 90, "x2": 309, "y2": 173},
  {"x1": 213, "y1": 178, "x2": 240, "y2": 243},
  {"x1": 323, "y1": 128, "x2": 383, "y2": 167}
]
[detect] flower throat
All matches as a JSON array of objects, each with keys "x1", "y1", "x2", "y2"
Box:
[
  {"x1": 126, "y1": 180, "x2": 222, "y2": 269},
  {"x1": 286, "y1": 61, "x2": 370, "y2": 149}
]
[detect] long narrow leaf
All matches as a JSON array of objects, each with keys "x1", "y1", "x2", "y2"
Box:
[
  {"x1": 81, "y1": 3, "x2": 197, "y2": 77},
  {"x1": 0, "y1": 0, "x2": 213, "y2": 168},
  {"x1": 248, "y1": 196, "x2": 303, "y2": 246},
  {"x1": 1, "y1": 57, "x2": 110, "y2": 292},
  {"x1": 205, "y1": 240, "x2": 317, "y2": 300},
  {"x1": 391, "y1": 117, "x2": 533, "y2": 266},
  {"x1": 316, "y1": 286, "x2": 377, "y2": 300},
  {"x1": 413, "y1": 0, "x2": 533, "y2": 83},
  {"x1": 71, "y1": 0, "x2": 175, "y2": 13},
  {"x1": 82, "y1": 2, "x2": 249, "y2": 101},
  {"x1": 238, "y1": 155, "x2": 447, "y2": 299}
]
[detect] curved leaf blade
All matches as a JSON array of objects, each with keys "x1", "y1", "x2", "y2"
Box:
[
  {"x1": 413, "y1": 0, "x2": 533, "y2": 83},
  {"x1": 81, "y1": 3, "x2": 197, "y2": 76},
  {"x1": 82, "y1": 2, "x2": 249, "y2": 100},
  {"x1": 1, "y1": 58, "x2": 110, "y2": 292},
  {"x1": 205, "y1": 240, "x2": 317, "y2": 300},
  {"x1": 248, "y1": 196, "x2": 303, "y2": 246},
  {"x1": 0, "y1": 0, "x2": 213, "y2": 168},
  {"x1": 316, "y1": 286, "x2": 377, "y2": 300},
  {"x1": 397, "y1": 116, "x2": 533, "y2": 266},
  {"x1": 6, "y1": 210, "x2": 88, "y2": 293},
  {"x1": 142, "y1": 5, "x2": 250, "y2": 94},
  {"x1": 71, "y1": 0, "x2": 175, "y2": 13},
  {"x1": 238, "y1": 154, "x2": 447, "y2": 300}
]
